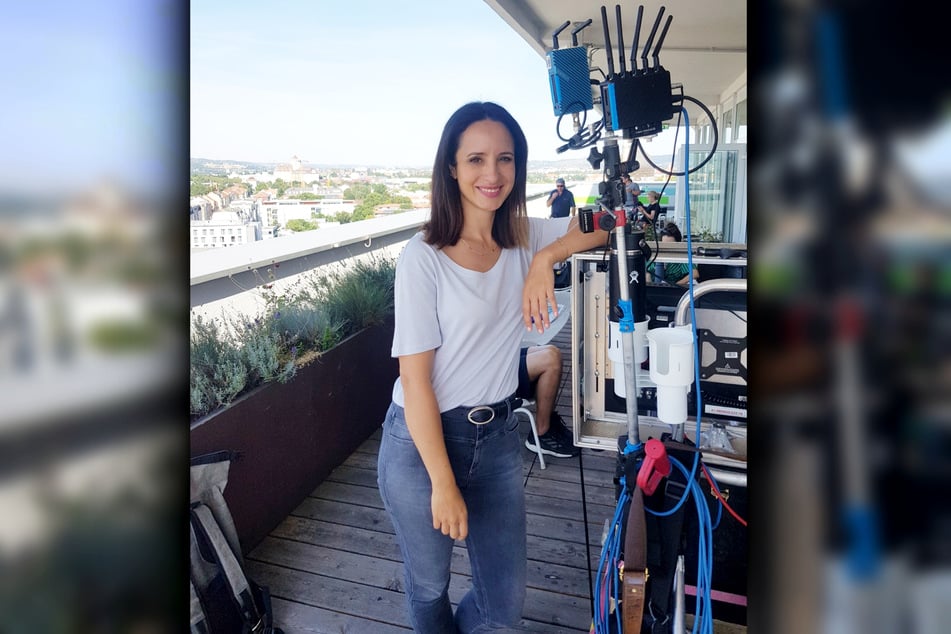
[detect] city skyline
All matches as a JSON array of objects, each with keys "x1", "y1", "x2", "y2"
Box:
[{"x1": 189, "y1": 154, "x2": 612, "y2": 171}]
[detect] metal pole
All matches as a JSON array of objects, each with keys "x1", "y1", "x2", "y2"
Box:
[
  {"x1": 673, "y1": 554, "x2": 686, "y2": 633},
  {"x1": 612, "y1": 223, "x2": 641, "y2": 445}
]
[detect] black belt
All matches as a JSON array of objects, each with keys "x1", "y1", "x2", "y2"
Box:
[{"x1": 462, "y1": 394, "x2": 520, "y2": 425}]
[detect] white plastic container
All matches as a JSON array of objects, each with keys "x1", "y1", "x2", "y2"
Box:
[
  {"x1": 608, "y1": 318, "x2": 649, "y2": 398},
  {"x1": 646, "y1": 325, "x2": 695, "y2": 424}
]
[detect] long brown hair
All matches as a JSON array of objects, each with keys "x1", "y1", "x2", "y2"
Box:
[{"x1": 423, "y1": 102, "x2": 528, "y2": 249}]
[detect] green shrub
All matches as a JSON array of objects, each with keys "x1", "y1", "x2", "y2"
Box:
[
  {"x1": 321, "y1": 258, "x2": 396, "y2": 333},
  {"x1": 267, "y1": 302, "x2": 342, "y2": 353},
  {"x1": 190, "y1": 315, "x2": 249, "y2": 417},
  {"x1": 87, "y1": 319, "x2": 160, "y2": 352},
  {"x1": 236, "y1": 315, "x2": 296, "y2": 386},
  {"x1": 189, "y1": 254, "x2": 396, "y2": 420}
]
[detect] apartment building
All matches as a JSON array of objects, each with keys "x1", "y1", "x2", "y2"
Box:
[{"x1": 191, "y1": 210, "x2": 261, "y2": 250}]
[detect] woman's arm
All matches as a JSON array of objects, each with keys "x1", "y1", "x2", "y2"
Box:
[
  {"x1": 675, "y1": 267, "x2": 699, "y2": 286},
  {"x1": 399, "y1": 350, "x2": 469, "y2": 540},
  {"x1": 522, "y1": 219, "x2": 610, "y2": 332}
]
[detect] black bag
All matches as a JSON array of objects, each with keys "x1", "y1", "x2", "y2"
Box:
[{"x1": 190, "y1": 451, "x2": 282, "y2": 633}]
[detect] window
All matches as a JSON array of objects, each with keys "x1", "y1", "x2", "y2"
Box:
[
  {"x1": 673, "y1": 143, "x2": 747, "y2": 244},
  {"x1": 734, "y1": 99, "x2": 747, "y2": 144},
  {"x1": 722, "y1": 106, "x2": 734, "y2": 144}
]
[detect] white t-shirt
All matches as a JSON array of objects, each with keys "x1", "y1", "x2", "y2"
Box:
[{"x1": 391, "y1": 216, "x2": 571, "y2": 411}]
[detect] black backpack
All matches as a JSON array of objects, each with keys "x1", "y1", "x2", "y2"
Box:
[{"x1": 189, "y1": 451, "x2": 282, "y2": 633}]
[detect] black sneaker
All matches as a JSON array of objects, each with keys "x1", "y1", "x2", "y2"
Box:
[
  {"x1": 525, "y1": 427, "x2": 580, "y2": 458},
  {"x1": 549, "y1": 412, "x2": 575, "y2": 443}
]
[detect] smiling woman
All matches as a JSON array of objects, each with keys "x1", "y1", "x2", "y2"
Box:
[{"x1": 375, "y1": 100, "x2": 610, "y2": 633}]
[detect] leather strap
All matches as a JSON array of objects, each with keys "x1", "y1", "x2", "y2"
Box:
[{"x1": 623, "y1": 486, "x2": 648, "y2": 633}]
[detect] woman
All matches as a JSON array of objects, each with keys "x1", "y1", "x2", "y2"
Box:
[
  {"x1": 377, "y1": 101, "x2": 607, "y2": 633},
  {"x1": 641, "y1": 190, "x2": 661, "y2": 227}
]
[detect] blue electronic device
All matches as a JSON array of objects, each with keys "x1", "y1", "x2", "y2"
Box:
[{"x1": 547, "y1": 47, "x2": 593, "y2": 116}]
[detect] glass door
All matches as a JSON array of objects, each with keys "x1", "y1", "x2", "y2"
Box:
[{"x1": 672, "y1": 143, "x2": 747, "y2": 244}]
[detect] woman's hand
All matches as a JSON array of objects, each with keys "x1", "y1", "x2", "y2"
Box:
[
  {"x1": 523, "y1": 223, "x2": 609, "y2": 332},
  {"x1": 431, "y1": 481, "x2": 468, "y2": 540},
  {"x1": 399, "y1": 351, "x2": 468, "y2": 539},
  {"x1": 523, "y1": 249, "x2": 558, "y2": 333}
]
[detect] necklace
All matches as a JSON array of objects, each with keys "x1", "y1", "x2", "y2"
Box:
[{"x1": 460, "y1": 237, "x2": 499, "y2": 256}]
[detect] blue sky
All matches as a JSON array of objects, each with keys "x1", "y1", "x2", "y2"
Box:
[
  {"x1": 190, "y1": 0, "x2": 680, "y2": 167},
  {"x1": 191, "y1": 0, "x2": 567, "y2": 166},
  {"x1": 0, "y1": 2, "x2": 182, "y2": 197},
  {"x1": 0, "y1": 1, "x2": 681, "y2": 196}
]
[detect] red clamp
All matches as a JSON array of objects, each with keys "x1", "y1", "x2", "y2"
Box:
[{"x1": 636, "y1": 439, "x2": 671, "y2": 495}]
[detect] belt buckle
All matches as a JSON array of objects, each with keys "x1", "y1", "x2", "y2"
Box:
[{"x1": 467, "y1": 405, "x2": 495, "y2": 425}]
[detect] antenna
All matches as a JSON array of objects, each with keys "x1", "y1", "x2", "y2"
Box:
[
  {"x1": 629, "y1": 5, "x2": 644, "y2": 70},
  {"x1": 640, "y1": 5, "x2": 666, "y2": 71},
  {"x1": 601, "y1": 5, "x2": 616, "y2": 78},
  {"x1": 552, "y1": 20, "x2": 571, "y2": 50},
  {"x1": 652, "y1": 15, "x2": 674, "y2": 67},
  {"x1": 571, "y1": 19, "x2": 593, "y2": 46},
  {"x1": 615, "y1": 5, "x2": 626, "y2": 74}
]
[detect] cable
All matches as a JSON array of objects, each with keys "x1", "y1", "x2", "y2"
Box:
[
  {"x1": 556, "y1": 107, "x2": 589, "y2": 143},
  {"x1": 593, "y1": 476, "x2": 632, "y2": 634},
  {"x1": 667, "y1": 455, "x2": 715, "y2": 634},
  {"x1": 701, "y1": 462, "x2": 747, "y2": 527},
  {"x1": 640, "y1": 95, "x2": 719, "y2": 176},
  {"x1": 682, "y1": 105, "x2": 704, "y2": 451},
  {"x1": 644, "y1": 104, "x2": 683, "y2": 273},
  {"x1": 682, "y1": 109, "x2": 715, "y2": 634},
  {"x1": 579, "y1": 450, "x2": 596, "y2": 616}
]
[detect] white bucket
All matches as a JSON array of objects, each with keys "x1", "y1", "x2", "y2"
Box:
[{"x1": 646, "y1": 326, "x2": 695, "y2": 424}]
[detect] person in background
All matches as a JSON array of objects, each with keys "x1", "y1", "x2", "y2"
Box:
[
  {"x1": 546, "y1": 177, "x2": 576, "y2": 218},
  {"x1": 621, "y1": 173, "x2": 641, "y2": 213},
  {"x1": 377, "y1": 101, "x2": 608, "y2": 633},
  {"x1": 546, "y1": 178, "x2": 576, "y2": 284},
  {"x1": 657, "y1": 222, "x2": 699, "y2": 286},
  {"x1": 518, "y1": 345, "x2": 578, "y2": 458},
  {"x1": 641, "y1": 189, "x2": 662, "y2": 228}
]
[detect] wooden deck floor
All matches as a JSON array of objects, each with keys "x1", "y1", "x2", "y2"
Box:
[{"x1": 244, "y1": 320, "x2": 747, "y2": 633}]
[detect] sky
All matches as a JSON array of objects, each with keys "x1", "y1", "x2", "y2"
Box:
[
  {"x1": 0, "y1": 2, "x2": 182, "y2": 197},
  {"x1": 0, "y1": 0, "x2": 682, "y2": 197},
  {"x1": 190, "y1": 0, "x2": 680, "y2": 168}
]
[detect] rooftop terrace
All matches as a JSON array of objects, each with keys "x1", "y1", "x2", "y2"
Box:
[{"x1": 240, "y1": 322, "x2": 747, "y2": 633}]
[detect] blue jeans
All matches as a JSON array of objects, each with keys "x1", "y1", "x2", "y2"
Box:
[{"x1": 377, "y1": 400, "x2": 527, "y2": 633}]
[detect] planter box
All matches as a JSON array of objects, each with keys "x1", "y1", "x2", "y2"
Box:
[{"x1": 190, "y1": 317, "x2": 397, "y2": 553}]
